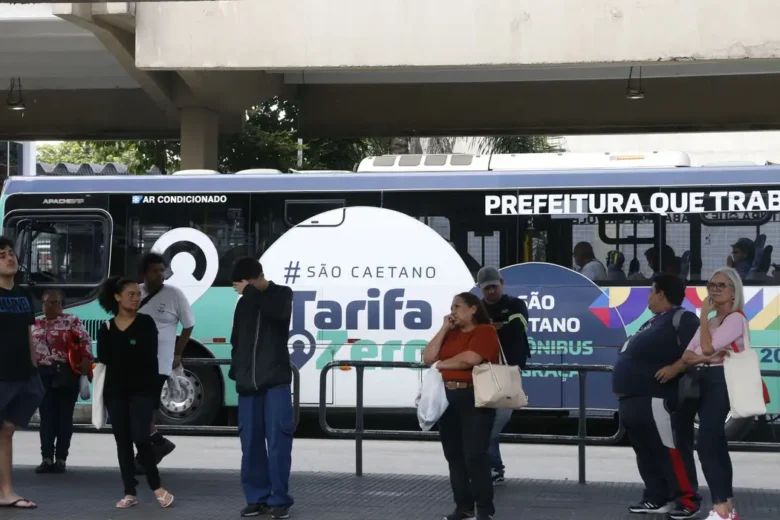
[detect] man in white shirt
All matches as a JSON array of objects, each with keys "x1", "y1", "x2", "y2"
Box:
[
  {"x1": 573, "y1": 241, "x2": 607, "y2": 281},
  {"x1": 136, "y1": 253, "x2": 195, "y2": 470}
]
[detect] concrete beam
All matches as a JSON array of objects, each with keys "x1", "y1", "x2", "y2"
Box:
[
  {"x1": 176, "y1": 71, "x2": 284, "y2": 113},
  {"x1": 295, "y1": 74, "x2": 780, "y2": 137},
  {"x1": 53, "y1": 2, "x2": 178, "y2": 117},
  {"x1": 0, "y1": 89, "x2": 242, "y2": 141},
  {"x1": 136, "y1": 0, "x2": 780, "y2": 69}
]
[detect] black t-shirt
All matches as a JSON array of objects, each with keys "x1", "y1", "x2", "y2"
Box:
[
  {"x1": 612, "y1": 307, "x2": 699, "y2": 399},
  {"x1": 482, "y1": 294, "x2": 530, "y2": 368},
  {"x1": 0, "y1": 285, "x2": 36, "y2": 381},
  {"x1": 97, "y1": 313, "x2": 159, "y2": 399}
]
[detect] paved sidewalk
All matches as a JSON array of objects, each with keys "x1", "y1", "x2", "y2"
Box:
[{"x1": 7, "y1": 466, "x2": 780, "y2": 520}]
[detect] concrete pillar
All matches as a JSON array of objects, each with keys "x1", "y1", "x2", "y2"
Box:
[
  {"x1": 179, "y1": 107, "x2": 219, "y2": 171},
  {"x1": 21, "y1": 142, "x2": 37, "y2": 176}
]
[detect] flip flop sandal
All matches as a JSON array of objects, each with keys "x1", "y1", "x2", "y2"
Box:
[
  {"x1": 156, "y1": 491, "x2": 174, "y2": 508},
  {"x1": 116, "y1": 497, "x2": 138, "y2": 509},
  {"x1": 1, "y1": 498, "x2": 37, "y2": 509}
]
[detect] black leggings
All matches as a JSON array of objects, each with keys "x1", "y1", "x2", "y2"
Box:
[
  {"x1": 38, "y1": 366, "x2": 80, "y2": 462},
  {"x1": 106, "y1": 395, "x2": 161, "y2": 496}
]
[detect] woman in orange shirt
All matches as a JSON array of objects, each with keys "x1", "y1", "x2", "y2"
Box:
[{"x1": 423, "y1": 291, "x2": 500, "y2": 520}]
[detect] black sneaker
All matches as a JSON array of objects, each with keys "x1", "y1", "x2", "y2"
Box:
[
  {"x1": 154, "y1": 438, "x2": 177, "y2": 463},
  {"x1": 270, "y1": 506, "x2": 290, "y2": 519},
  {"x1": 240, "y1": 503, "x2": 270, "y2": 517},
  {"x1": 669, "y1": 506, "x2": 700, "y2": 519},
  {"x1": 491, "y1": 469, "x2": 505, "y2": 486},
  {"x1": 34, "y1": 460, "x2": 54, "y2": 474},
  {"x1": 629, "y1": 501, "x2": 673, "y2": 514},
  {"x1": 52, "y1": 460, "x2": 66, "y2": 474},
  {"x1": 444, "y1": 510, "x2": 476, "y2": 520}
]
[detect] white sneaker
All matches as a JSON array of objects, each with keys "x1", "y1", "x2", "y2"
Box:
[{"x1": 704, "y1": 510, "x2": 730, "y2": 520}]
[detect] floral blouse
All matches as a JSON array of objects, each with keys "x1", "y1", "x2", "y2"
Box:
[{"x1": 33, "y1": 313, "x2": 93, "y2": 367}]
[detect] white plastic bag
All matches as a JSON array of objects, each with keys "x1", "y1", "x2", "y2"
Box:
[
  {"x1": 724, "y1": 313, "x2": 766, "y2": 418},
  {"x1": 91, "y1": 362, "x2": 107, "y2": 429},
  {"x1": 167, "y1": 365, "x2": 185, "y2": 401},
  {"x1": 78, "y1": 375, "x2": 91, "y2": 401},
  {"x1": 416, "y1": 363, "x2": 448, "y2": 431}
]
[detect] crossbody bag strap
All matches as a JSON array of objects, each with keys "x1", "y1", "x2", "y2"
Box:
[
  {"x1": 726, "y1": 310, "x2": 749, "y2": 353},
  {"x1": 139, "y1": 285, "x2": 162, "y2": 311},
  {"x1": 496, "y1": 337, "x2": 507, "y2": 365}
]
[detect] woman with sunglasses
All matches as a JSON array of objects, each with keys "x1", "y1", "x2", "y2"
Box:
[{"x1": 675, "y1": 267, "x2": 745, "y2": 520}]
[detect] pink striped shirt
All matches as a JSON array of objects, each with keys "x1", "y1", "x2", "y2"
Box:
[{"x1": 686, "y1": 312, "x2": 746, "y2": 366}]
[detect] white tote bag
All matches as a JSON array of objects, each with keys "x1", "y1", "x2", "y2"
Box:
[
  {"x1": 91, "y1": 362, "x2": 108, "y2": 430},
  {"x1": 723, "y1": 312, "x2": 766, "y2": 418},
  {"x1": 473, "y1": 340, "x2": 528, "y2": 409},
  {"x1": 415, "y1": 363, "x2": 449, "y2": 431}
]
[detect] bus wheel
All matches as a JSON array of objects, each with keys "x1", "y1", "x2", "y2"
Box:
[
  {"x1": 158, "y1": 357, "x2": 222, "y2": 427},
  {"x1": 694, "y1": 412, "x2": 754, "y2": 442}
]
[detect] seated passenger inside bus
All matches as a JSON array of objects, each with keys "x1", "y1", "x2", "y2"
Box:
[{"x1": 572, "y1": 242, "x2": 606, "y2": 281}]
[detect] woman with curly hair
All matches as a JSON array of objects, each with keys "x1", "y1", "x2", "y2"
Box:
[{"x1": 96, "y1": 276, "x2": 174, "y2": 509}]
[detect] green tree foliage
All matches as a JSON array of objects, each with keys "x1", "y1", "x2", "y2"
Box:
[
  {"x1": 470, "y1": 135, "x2": 563, "y2": 155},
  {"x1": 37, "y1": 141, "x2": 137, "y2": 168}
]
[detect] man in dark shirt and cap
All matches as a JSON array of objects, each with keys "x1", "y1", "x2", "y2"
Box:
[
  {"x1": 477, "y1": 266, "x2": 530, "y2": 485},
  {"x1": 612, "y1": 273, "x2": 702, "y2": 518}
]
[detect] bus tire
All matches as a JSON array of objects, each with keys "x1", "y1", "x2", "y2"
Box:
[{"x1": 157, "y1": 347, "x2": 223, "y2": 427}]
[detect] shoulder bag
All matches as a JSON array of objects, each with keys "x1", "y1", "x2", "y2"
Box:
[
  {"x1": 723, "y1": 311, "x2": 767, "y2": 418},
  {"x1": 473, "y1": 338, "x2": 528, "y2": 409},
  {"x1": 672, "y1": 308, "x2": 701, "y2": 401}
]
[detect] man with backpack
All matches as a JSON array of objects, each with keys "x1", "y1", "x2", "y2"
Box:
[
  {"x1": 612, "y1": 273, "x2": 702, "y2": 518},
  {"x1": 477, "y1": 266, "x2": 530, "y2": 485}
]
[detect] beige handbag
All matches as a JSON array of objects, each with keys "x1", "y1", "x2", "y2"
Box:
[{"x1": 472, "y1": 339, "x2": 528, "y2": 409}]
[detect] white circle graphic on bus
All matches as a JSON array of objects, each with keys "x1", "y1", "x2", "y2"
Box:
[
  {"x1": 151, "y1": 227, "x2": 219, "y2": 306},
  {"x1": 259, "y1": 206, "x2": 474, "y2": 406}
]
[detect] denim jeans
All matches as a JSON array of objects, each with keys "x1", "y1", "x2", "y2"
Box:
[
  {"x1": 238, "y1": 384, "x2": 295, "y2": 508},
  {"x1": 488, "y1": 407, "x2": 512, "y2": 473},
  {"x1": 693, "y1": 367, "x2": 733, "y2": 505}
]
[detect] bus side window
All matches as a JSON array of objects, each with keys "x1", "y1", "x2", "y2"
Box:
[
  {"x1": 691, "y1": 189, "x2": 780, "y2": 284},
  {"x1": 381, "y1": 190, "x2": 522, "y2": 278},
  {"x1": 9, "y1": 216, "x2": 108, "y2": 286},
  {"x1": 250, "y1": 192, "x2": 382, "y2": 260},
  {"x1": 124, "y1": 194, "x2": 252, "y2": 287}
]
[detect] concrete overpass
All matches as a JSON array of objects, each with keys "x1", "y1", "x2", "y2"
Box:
[{"x1": 2, "y1": 0, "x2": 780, "y2": 169}]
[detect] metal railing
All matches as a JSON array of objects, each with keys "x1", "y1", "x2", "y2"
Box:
[
  {"x1": 318, "y1": 360, "x2": 622, "y2": 484},
  {"x1": 55, "y1": 358, "x2": 300, "y2": 435}
]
